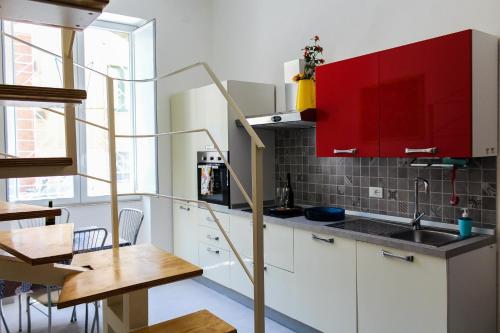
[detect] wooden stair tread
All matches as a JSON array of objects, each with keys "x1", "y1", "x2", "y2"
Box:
[
  {"x1": 0, "y1": 84, "x2": 86, "y2": 106},
  {"x1": 0, "y1": 0, "x2": 108, "y2": 30},
  {"x1": 58, "y1": 244, "x2": 203, "y2": 309},
  {"x1": 33, "y1": 0, "x2": 109, "y2": 11},
  {"x1": 0, "y1": 157, "x2": 73, "y2": 168},
  {"x1": 0, "y1": 223, "x2": 74, "y2": 265},
  {"x1": 0, "y1": 201, "x2": 61, "y2": 222},
  {"x1": 133, "y1": 310, "x2": 236, "y2": 333}
]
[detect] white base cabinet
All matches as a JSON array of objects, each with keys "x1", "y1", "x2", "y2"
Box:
[
  {"x1": 293, "y1": 229, "x2": 357, "y2": 333},
  {"x1": 172, "y1": 203, "x2": 199, "y2": 265}
]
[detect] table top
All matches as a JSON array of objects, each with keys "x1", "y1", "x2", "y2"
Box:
[
  {"x1": 0, "y1": 224, "x2": 74, "y2": 265},
  {"x1": 58, "y1": 244, "x2": 203, "y2": 308},
  {"x1": 0, "y1": 201, "x2": 61, "y2": 222}
]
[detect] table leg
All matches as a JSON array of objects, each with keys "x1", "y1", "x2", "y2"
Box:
[{"x1": 103, "y1": 289, "x2": 148, "y2": 333}]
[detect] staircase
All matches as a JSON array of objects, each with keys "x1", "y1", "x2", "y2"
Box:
[{"x1": 0, "y1": 1, "x2": 240, "y2": 332}]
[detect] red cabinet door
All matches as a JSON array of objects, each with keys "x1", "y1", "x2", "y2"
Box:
[
  {"x1": 316, "y1": 53, "x2": 379, "y2": 157},
  {"x1": 379, "y1": 30, "x2": 472, "y2": 157}
]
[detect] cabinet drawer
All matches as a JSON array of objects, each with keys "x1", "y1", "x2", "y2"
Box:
[
  {"x1": 198, "y1": 208, "x2": 230, "y2": 232},
  {"x1": 198, "y1": 225, "x2": 229, "y2": 250},
  {"x1": 199, "y1": 242, "x2": 231, "y2": 286}
]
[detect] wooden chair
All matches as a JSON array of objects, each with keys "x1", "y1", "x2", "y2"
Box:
[{"x1": 119, "y1": 208, "x2": 144, "y2": 245}]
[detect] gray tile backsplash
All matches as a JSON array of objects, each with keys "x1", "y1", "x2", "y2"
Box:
[{"x1": 275, "y1": 128, "x2": 497, "y2": 227}]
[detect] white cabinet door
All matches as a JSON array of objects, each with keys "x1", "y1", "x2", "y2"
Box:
[
  {"x1": 199, "y1": 242, "x2": 231, "y2": 286},
  {"x1": 294, "y1": 229, "x2": 357, "y2": 333},
  {"x1": 196, "y1": 83, "x2": 229, "y2": 151},
  {"x1": 229, "y1": 255, "x2": 295, "y2": 317},
  {"x1": 172, "y1": 203, "x2": 199, "y2": 265},
  {"x1": 171, "y1": 90, "x2": 198, "y2": 200},
  {"x1": 357, "y1": 241, "x2": 447, "y2": 333},
  {"x1": 230, "y1": 214, "x2": 294, "y2": 271}
]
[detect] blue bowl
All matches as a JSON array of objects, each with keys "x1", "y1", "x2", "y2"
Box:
[{"x1": 304, "y1": 207, "x2": 345, "y2": 222}]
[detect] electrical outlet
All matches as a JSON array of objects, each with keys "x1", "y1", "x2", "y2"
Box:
[{"x1": 369, "y1": 187, "x2": 383, "y2": 199}]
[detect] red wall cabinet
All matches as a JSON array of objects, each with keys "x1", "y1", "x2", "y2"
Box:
[
  {"x1": 316, "y1": 30, "x2": 498, "y2": 158},
  {"x1": 316, "y1": 53, "x2": 379, "y2": 157}
]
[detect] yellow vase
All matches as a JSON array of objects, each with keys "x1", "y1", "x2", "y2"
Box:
[{"x1": 296, "y1": 79, "x2": 316, "y2": 112}]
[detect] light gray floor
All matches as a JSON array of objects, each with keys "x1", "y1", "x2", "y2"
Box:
[{"x1": 1, "y1": 279, "x2": 295, "y2": 333}]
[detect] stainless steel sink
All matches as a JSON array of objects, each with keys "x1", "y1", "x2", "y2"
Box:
[{"x1": 390, "y1": 228, "x2": 463, "y2": 247}]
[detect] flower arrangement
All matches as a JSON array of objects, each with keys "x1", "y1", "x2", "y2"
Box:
[{"x1": 293, "y1": 35, "x2": 325, "y2": 82}]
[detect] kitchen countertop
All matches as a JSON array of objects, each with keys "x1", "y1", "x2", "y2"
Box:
[{"x1": 206, "y1": 205, "x2": 496, "y2": 259}]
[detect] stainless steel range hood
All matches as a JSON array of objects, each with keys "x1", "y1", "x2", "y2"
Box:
[
  {"x1": 242, "y1": 109, "x2": 316, "y2": 128},
  {"x1": 240, "y1": 59, "x2": 316, "y2": 129}
]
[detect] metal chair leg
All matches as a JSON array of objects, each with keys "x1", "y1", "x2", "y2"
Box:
[
  {"x1": 90, "y1": 302, "x2": 99, "y2": 333},
  {"x1": 85, "y1": 303, "x2": 88, "y2": 333},
  {"x1": 0, "y1": 300, "x2": 10, "y2": 333},
  {"x1": 26, "y1": 295, "x2": 31, "y2": 333},
  {"x1": 70, "y1": 305, "x2": 77, "y2": 323},
  {"x1": 47, "y1": 287, "x2": 51, "y2": 333},
  {"x1": 18, "y1": 294, "x2": 22, "y2": 332}
]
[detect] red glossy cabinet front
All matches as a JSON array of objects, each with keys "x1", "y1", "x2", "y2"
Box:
[
  {"x1": 379, "y1": 30, "x2": 472, "y2": 157},
  {"x1": 316, "y1": 53, "x2": 379, "y2": 157}
]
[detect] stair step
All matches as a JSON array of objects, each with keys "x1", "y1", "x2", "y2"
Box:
[
  {"x1": 0, "y1": 201, "x2": 61, "y2": 222},
  {"x1": 0, "y1": 157, "x2": 73, "y2": 168},
  {"x1": 34, "y1": 0, "x2": 109, "y2": 11},
  {"x1": 0, "y1": 0, "x2": 108, "y2": 30},
  {"x1": 132, "y1": 310, "x2": 236, "y2": 333},
  {"x1": 0, "y1": 84, "x2": 86, "y2": 107},
  {"x1": 0, "y1": 223, "x2": 74, "y2": 265}
]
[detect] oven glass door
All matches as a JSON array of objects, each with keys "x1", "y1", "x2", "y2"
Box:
[{"x1": 197, "y1": 163, "x2": 229, "y2": 206}]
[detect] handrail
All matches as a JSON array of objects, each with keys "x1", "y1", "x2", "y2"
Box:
[
  {"x1": 116, "y1": 128, "x2": 254, "y2": 210},
  {"x1": 118, "y1": 192, "x2": 254, "y2": 285},
  {"x1": 1, "y1": 32, "x2": 265, "y2": 148},
  {"x1": 43, "y1": 108, "x2": 109, "y2": 131}
]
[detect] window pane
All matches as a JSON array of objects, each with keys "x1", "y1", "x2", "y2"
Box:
[
  {"x1": 83, "y1": 27, "x2": 135, "y2": 196},
  {"x1": 3, "y1": 21, "x2": 74, "y2": 201}
]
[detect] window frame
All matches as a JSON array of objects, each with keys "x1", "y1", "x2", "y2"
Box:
[{"x1": 1, "y1": 18, "x2": 157, "y2": 205}]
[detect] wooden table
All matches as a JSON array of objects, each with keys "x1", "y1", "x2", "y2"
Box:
[{"x1": 58, "y1": 244, "x2": 203, "y2": 332}]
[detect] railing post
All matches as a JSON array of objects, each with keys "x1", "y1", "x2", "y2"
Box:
[
  {"x1": 61, "y1": 29, "x2": 77, "y2": 174},
  {"x1": 106, "y1": 77, "x2": 119, "y2": 248},
  {"x1": 251, "y1": 139, "x2": 265, "y2": 333}
]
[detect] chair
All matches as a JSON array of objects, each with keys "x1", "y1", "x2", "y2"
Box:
[
  {"x1": 0, "y1": 280, "x2": 10, "y2": 333},
  {"x1": 26, "y1": 228, "x2": 108, "y2": 333},
  {"x1": 18, "y1": 207, "x2": 70, "y2": 229},
  {"x1": 119, "y1": 208, "x2": 144, "y2": 245}
]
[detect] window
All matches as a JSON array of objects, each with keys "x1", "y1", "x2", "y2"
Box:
[{"x1": 2, "y1": 15, "x2": 157, "y2": 204}]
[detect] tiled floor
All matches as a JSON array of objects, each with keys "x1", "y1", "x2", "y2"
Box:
[{"x1": 1, "y1": 279, "x2": 295, "y2": 333}]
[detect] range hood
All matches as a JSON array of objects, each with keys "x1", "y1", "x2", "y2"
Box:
[
  {"x1": 241, "y1": 59, "x2": 316, "y2": 129},
  {"x1": 242, "y1": 109, "x2": 316, "y2": 128}
]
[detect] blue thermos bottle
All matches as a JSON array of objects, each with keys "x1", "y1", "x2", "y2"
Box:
[{"x1": 458, "y1": 208, "x2": 472, "y2": 237}]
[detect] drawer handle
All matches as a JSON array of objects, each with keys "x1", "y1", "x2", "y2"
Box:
[
  {"x1": 180, "y1": 205, "x2": 190, "y2": 211},
  {"x1": 405, "y1": 147, "x2": 438, "y2": 155},
  {"x1": 312, "y1": 234, "x2": 334, "y2": 244},
  {"x1": 251, "y1": 261, "x2": 267, "y2": 271},
  {"x1": 206, "y1": 235, "x2": 220, "y2": 241},
  {"x1": 381, "y1": 249, "x2": 414, "y2": 262},
  {"x1": 207, "y1": 248, "x2": 220, "y2": 254},
  {"x1": 333, "y1": 148, "x2": 357, "y2": 155}
]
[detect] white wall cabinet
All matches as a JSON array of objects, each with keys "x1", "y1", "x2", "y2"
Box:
[
  {"x1": 293, "y1": 229, "x2": 357, "y2": 333},
  {"x1": 172, "y1": 202, "x2": 199, "y2": 265}
]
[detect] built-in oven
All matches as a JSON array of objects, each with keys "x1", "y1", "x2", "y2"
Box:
[{"x1": 197, "y1": 151, "x2": 230, "y2": 206}]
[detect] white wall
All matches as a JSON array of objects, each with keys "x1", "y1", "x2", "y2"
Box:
[
  {"x1": 105, "y1": 0, "x2": 214, "y2": 250},
  {"x1": 211, "y1": 0, "x2": 500, "y2": 113}
]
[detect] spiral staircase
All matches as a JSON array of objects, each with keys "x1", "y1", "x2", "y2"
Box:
[{"x1": 0, "y1": 1, "x2": 244, "y2": 332}]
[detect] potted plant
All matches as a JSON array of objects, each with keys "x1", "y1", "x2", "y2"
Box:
[{"x1": 293, "y1": 35, "x2": 325, "y2": 112}]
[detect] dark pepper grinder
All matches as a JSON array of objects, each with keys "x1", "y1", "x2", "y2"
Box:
[
  {"x1": 286, "y1": 173, "x2": 294, "y2": 208},
  {"x1": 45, "y1": 200, "x2": 56, "y2": 226}
]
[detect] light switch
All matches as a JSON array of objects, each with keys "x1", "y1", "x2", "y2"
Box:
[{"x1": 369, "y1": 187, "x2": 383, "y2": 199}]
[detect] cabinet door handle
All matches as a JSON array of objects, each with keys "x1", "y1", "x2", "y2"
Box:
[
  {"x1": 333, "y1": 148, "x2": 357, "y2": 155},
  {"x1": 381, "y1": 249, "x2": 414, "y2": 262},
  {"x1": 206, "y1": 216, "x2": 214, "y2": 222},
  {"x1": 251, "y1": 261, "x2": 267, "y2": 271},
  {"x1": 179, "y1": 205, "x2": 190, "y2": 211},
  {"x1": 405, "y1": 147, "x2": 438, "y2": 155},
  {"x1": 207, "y1": 248, "x2": 220, "y2": 254},
  {"x1": 312, "y1": 234, "x2": 334, "y2": 244},
  {"x1": 206, "y1": 235, "x2": 220, "y2": 241}
]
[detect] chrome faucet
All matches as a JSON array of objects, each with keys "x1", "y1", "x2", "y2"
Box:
[{"x1": 412, "y1": 177, "x2": 429, "y2": 230}]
